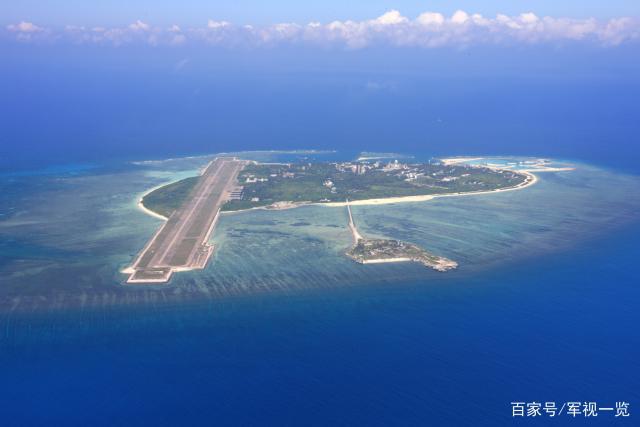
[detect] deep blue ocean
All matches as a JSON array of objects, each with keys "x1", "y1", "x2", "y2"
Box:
[
  {"x1": 1, "y1": 44, "x2": 639, "y2": 425},
  {"x1": 1, "y1": 219, "x2": 639, "y2": 425}
]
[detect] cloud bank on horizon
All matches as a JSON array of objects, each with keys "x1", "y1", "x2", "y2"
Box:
[{"x1": 5, "y1": 10, "x2": 639, "y2": 48}]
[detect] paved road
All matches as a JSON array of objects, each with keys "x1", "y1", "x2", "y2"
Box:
[
  {"x1": 127, "y1": 157, "x2": 245, "y2": 283},
  {"x1": 346, "y1": 200, "x2": 363, "y2": 244}
]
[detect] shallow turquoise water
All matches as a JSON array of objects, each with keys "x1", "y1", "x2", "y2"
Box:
[{"x1": 0, "y1": 153, "x2": 638, "y2": 312}]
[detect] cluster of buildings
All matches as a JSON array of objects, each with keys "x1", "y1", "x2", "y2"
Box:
[
  {"x1": 243, "y1": 164, "x2": 301, "y2": 184},
  {"x1": 229, "y1": 187, "x2": 244, "y2": 200},
  {"x1": 333, "y1": 159, "x2": 431, "y2": 182},
  {"x1": 322, "y1": 179, "x2": 338, "y2": 194},
  {"x1": 379, "y1": 160, "x2": 425, "y2": 182},
  {"x1": 334, "y1": 161, "x2": 373, "y2": 175},
  {"x1": 245, "y1": 175, "x2": 269, "y2": 184},
  {"x1": 334, "y1": 159, "x2": 414, "y2": 174}
]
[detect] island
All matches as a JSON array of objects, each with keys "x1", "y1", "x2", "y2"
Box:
[
  {"x1": 345, "y1": 200, "x2": 457, "y2": 272},
  {"x1": 142, "y1": 158, "x2": 531, "y2": 215},
  {"x1": 347, "y1": 240, "x2": 458, "y2": 271},
  {"x1": 128, "y1": 157, "x2": 535, "y2": 283}
]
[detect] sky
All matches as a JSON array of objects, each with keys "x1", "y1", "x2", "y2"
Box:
[
  {"x1": 1, "y1": 2, "x2": 639, "y2": 172},
  {"x1": 3, "y1": 8, "x2": 640, "y2": 49},
  {"x1": 2, "y1": 0, "x2": 640, "y2": 28}
]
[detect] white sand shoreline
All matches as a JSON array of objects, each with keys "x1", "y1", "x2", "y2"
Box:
[
  {"x1": 134, "y1": 169, "x2": 204, "y2": 221},
  {"x1": 135, "y1": 182, "x2": 171, "y2": 221},
  {"x1": 322, "y1": 170, "x2": 538, "y2": 207},
  {"x1": 361, "y1": 257, "x2": 413, "y2": 264},
  {"x1": 137, "y1": 200, "x2": 168, "y2": 221},
  {"x1": 440, "y1": 157, "x2": 486, "y2": 165}
]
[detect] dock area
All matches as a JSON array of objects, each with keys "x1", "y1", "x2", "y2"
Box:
[
  {"x1": 344, "y1": 199, "x2": 457, "y2": 271},
  {"x1": 126, "y1": 157, "x2": 246, "y2": 284}
]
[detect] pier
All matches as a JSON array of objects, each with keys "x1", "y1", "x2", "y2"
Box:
[{"x1": 346, "y1": 199, "x2": 363, "y2": 244}]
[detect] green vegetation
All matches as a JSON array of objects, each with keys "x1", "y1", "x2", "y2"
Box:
[
  {"x1": 223, "y1": 160, "x2": 527, "y2": 211},
  {"x1": 347, "y1": 238, "x2": 458, "y2": 271},
  {"x1": 141, "y1": 160, "x2": 528, "y2": 216},
  {"x1": 141, "y1": 176, "x2": 199, "y2": 218}
]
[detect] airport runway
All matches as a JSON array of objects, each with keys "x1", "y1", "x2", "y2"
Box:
[{"x1": 126, "y1": 157, "x2": 246, "y2": 283}]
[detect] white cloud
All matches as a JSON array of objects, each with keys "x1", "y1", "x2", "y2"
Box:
[
  {"x1": 207, "y1": 20, "x2": 230, "y2": 29},
  {"x1": 6, "y1": 21, "x2": 49, "y2": 42},
  {"x1": 4, "y1": 11, "x2": 640, "y2": 48},
  {"x1": 7, "y1": 21, "x2": 43, "y2": 33},
  {"x1": 416, "y1": 12, "x2": 445, "y2": 27},
  {"x1": 129, "y1": 20, "x2": 150, "y2": 31},
  {"x1": 599, "y1": 17, "x2": 640, "y2": 45},
  {"x1": 374, "y1": 10, "x2": 408, "y2": 26},
  {"x1": 451, "y1": 10, "x2": 470, "y2": 25},
  {"x1": 520, "y1": 12, "x2": 539, "y2": 25}
]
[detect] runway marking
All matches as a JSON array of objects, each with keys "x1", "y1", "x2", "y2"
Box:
[{"x1": 126, "y1": 157, "x2": 246, "y2": 284}]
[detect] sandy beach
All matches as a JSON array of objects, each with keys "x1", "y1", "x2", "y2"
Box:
[
  {"x1": 440, "y1": 157, "x2": 486, "y2": 165},
  {"x1": 361, "y1": 257, "x2": 413, "y2": 264},
  {"x1": 522, "y1": 167, "x2": 575, "y2": 173},
  {"x1": 136, "y1": 182, "x2": 171, "y2": 221},
  {"x1": 137, "y1": 199, "x2": 168, "y2": 221},
  {"x1": 323, "y1": 194, "x2": 437, "y2": 207},
  {"x1": 323, "y1": 170, "x2": 538, "y2": 207}
]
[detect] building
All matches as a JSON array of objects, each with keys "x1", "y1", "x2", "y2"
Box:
[{"x1": 229, "y1": 187, "x2": 244, "y2": 200}]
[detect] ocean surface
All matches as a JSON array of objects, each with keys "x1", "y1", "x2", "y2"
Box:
[{"x1": 0, "y1": 150, "x2": 639, "y2": 425}]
